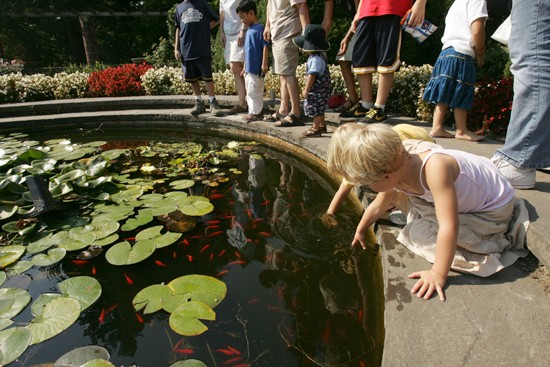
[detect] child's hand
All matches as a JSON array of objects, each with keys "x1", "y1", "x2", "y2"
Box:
[
  {"x1": 174, "y1": 49, "x2": 181, "y2": 61},
  {"x1": 301, "y1": 90, "x2": 308, "y2": 100},
  {"x1": 338, "y1": 38, "x2": 349, "y2": 56},
  {"x1": 408, "y1": 269, "x2": 446, "y2": 301},
  {"x1": 320, "y1": 213, "x2": 337, "y2": 227},
  {"x1": 352, "y1": 230, "x2": 367, "y2": 250},
  {"x1": 262, "y1": 64, "x2": 269, "y2": 75}
]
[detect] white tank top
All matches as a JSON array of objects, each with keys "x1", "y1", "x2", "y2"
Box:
[{"x1": 411, "y1": 149, "x2": 515, "y2": 213}]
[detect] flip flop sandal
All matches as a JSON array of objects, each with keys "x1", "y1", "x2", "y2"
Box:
[
  {"x1": 274, "y1": 113, "x2": 304, "y2": 127},
  {"x1": 263, "y1": 111, "x2": 286, "y2": 122}
]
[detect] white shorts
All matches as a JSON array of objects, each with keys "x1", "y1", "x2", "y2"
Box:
[
  {"x1": 336, "y1": 33, "x2": 357, "y2": 62},
  {"x1": 224, "y1": 33, "x2": 245, "y2": 64}
]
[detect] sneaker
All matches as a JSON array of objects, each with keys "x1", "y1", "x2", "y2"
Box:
[
  {"x1": 210, "y1": 99, "x2": 224, "y2": 116},
  {"x1": 190, "y1": 99, "x2": 206, "y2": 116},
  {"x1": 228, "y1": 104, "x2": 247, "y2": 115},
  {"x1": 491, "y1": 155, "x2": 536, "y2": 189},
  {"x1": 357, "y1": 107, "x2": 387, "y2": 124},
  {"x1": 388, "y1": 210, "x2": 407, "y2": 226},
  {"x1": 339, "y1": 104, "x2": 369, "y2": 122}
]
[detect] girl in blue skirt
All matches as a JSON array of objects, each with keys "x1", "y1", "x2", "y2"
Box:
[{"x1": 423, "y1": 0, "x2": 487, "y2": 142}]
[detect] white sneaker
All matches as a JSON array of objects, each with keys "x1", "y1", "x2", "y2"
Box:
[{"x1": 491, "y1": 155, "x2": 536, "y2": 189}]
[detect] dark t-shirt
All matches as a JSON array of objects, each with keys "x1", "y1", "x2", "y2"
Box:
[{"x1": 174, "y1": 0, "x2": 219, "y2": 60}]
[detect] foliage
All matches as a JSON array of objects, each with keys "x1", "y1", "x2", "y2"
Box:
[
  {"x1": 387, "y1": 63, "x2": 433, "y2": 116},
  {"x1": 470, "y1": 77, "x2": 514, "y2": 139},
  {"x1": 88, "y1": 63, "x2": 153, "y2": 97},
  {"x1": 141, "y1": 66, "x2": 189, "y2": 95},
  {"x1": 0, "y1": 58, "x2": 24, "y2": 75},
  {"x1": 144, "y1": 37, "x2": 180, "y2": 68}
]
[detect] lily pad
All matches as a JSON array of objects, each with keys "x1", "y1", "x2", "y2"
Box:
[
  {"x1": 32, "y1": 247, "x2": 67, "y2": 266},
  {"x1": 121, "y1": 213, "x2": 153, "y2": 231},
  {"x1": 168, "y1": 301, "x2": 215, "y2": 336},
  {"x1": 0, "y1": 318, "x2": 13, "y2": 331},
  {"x1": 169, "y1": 360, "x2": 207, "y2": 367},
  {"x1": 169, "y1": 179, "x2": 195, "y2": 190},
  {"x1": 0, "y1": 288, "x2": 31, "y2": 319},
  {"x1": 94, "y1": 233, "x2": 119, "y2": 247},
  {"x1": 0, "y1": 271, "x2": 5, "y2": 286},
  {"x1": 5, "y1": 260, "x2": 33, "y2": 275},
  {"x1": 81, "y1": 360, "x2": 115, "y2": 367},
  {"x1": 0, "y1": 204, "x2": 18, "y2": 220},
  {"x1": 54, "y1": 345, "x2": 110, "y2": 367},
  {"x1": 31, "y1": 293, "x2": 63, "y2": 317},
  {"x1": 0, "y1": 327, "x2": 31, "y2": 366},
  {"x1": 0, "y1": 245, "x2": 26, "y2": 268},
  {"x1": 27, "y1": 297, "x2": 81, "y2": 345},
  {"x1": 105, "y1": 240, "x2": 156, "y2": 265},
  {"x1": 58, "y1": 276, "x2": 102, "y2": 312},
  {"x1": 166, "y1": 275, "x2": 227, "y2": 310},
  {"x1": 132, "y1": 284, "x2": 172, "y2": 314},
  {"x1": 178, "y1": 196, "x2": 214, "y2": 217}
]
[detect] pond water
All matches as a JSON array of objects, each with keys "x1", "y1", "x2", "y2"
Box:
[{"x1": 1, "y1": 128, "x2": 384, "y2": 367}]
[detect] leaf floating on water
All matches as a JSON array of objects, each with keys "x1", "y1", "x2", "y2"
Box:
[
  {"x1": 53, "y1": 345, "x2": 111, "y2": 367},
  {"x1": 169, "y1": 301, "x2": 215, "y2": 336},
  {"x1": 27, "y1": 297, "x2": 81, "y2": 345},
  {"x1": 0, "y1": 327, "x2": 31, "y2": 366},
  {"x1": 168, "y1": 359, "x2": 208, "y2": 367},
  {"x1": 0, "y1": 287, "x2": 31, "y2": 319},
  {"x1": 57, "y1": 276, "x2": 102, "y2": 312}
]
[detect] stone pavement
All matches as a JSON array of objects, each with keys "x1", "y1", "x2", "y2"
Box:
[{"x1": 1, "y1": 95, "x2": 549, "y2": 366}]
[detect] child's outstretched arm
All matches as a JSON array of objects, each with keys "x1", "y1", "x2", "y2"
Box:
[
  {"x1": 353, "y1": 190, "x2": 396, "y2": 249},
  {"x1": 471, "y1": 18, "x2": 486, "y2": 67},
  {"x1": 327, "y1": 180, "x2": 353, "y2": 215},
  {"x1": 408, "y1": 155, "x2": 458, "y2": 301}
]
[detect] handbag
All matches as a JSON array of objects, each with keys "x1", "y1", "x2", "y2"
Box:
[{"x1": 492, "y1": 16, "x2": 511, "y2": 46}]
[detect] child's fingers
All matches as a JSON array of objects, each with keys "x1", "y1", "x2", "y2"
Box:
[{"x1": 436, "y1": 286, "x2": 446, "y2": 302}]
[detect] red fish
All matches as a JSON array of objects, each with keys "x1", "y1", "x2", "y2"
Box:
[
  {"x1": 99, "y1": 308, "x2": 106, "y2": 324},
  {"x1": 228, "y1": 260, "x2": 247, "y2": 266},
  {"x1": 247, "y1": 298, "x2": 260, "y2": 304},
  {"x1": 218, "y1": 249, "x2": 226, "y2": 257},
  {"x1": 175, "y1": 348, "x2": 194, "y2": 355},
  {"x1": 207, "y1": 231, "x2": 223, "y2": 238},
  {"x1": 91, "y1": 266, "x2": 97, "y2": 275},
  {"x1": 71, "y1": 259, "x2": 87, "y2": 265},
  {"x1": 206, "y1": 220, "x2": 221, "y2": 225},
  {"x1": 210, "y1": 253, "x2": 214, "y2": 262},
  {"x1": 258, "y1": 232, "x2": 272, "y2": 237},
  {"x1": 235, "y1": 251, "x2": 241, "y2": 259},
  {"x1": 216, "y1": 348, "x2": 234, "y2": 356},
  {"x1": 106, "y1": 303, "x2": 119, "y2": 313},
  {"x1": 200, "y1": 244, "x2": 211, "y2": 253},
  {"x1": 154, "y1": 260, "x2": 168, "y2": 267},
  {"x1": 226, "y1": 345, "x2": 241, "y2": 355},
  {"x1": 135, "y1": 312, "x2": 144, "y2": 324},
  {"x1": 123, "y1": 273, "x2": 133, "y2": 285},
  {"x1": 223, "y1": 356, "x2": 243, "y2": 365},
  {"x1": 183, "y1": 239, "x2": 190, "y2": 246},
  {"x1": 186, "y1": 255, "x2": 193, "y2": 262},
  {"x1": 216, "y1": 270, "x2": 229, "y2": 277},
  {"x1": 208, "y1": 193, "x2": 225, "y2": 200},
  {"x1": 206, "y1": 225, "x2": 220, "y2": 230}
]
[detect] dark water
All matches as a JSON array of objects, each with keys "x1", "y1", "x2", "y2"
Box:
[{"x1": 4, "y1": 129, "x2": 384, "y2": 367}]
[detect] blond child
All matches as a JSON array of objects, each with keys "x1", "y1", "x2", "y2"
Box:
[{"x1": 327, "y1": 123, "x2": 528, "y2": 301}]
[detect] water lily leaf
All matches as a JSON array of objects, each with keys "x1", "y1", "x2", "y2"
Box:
[
  {"x1": 49, "y1": 216, "x2": 89, "y2": 231},
  {"x1": 164, "y1": 191, "x2": 189, "y2": 200},
  {"x1": 17, "y1": 148, "x2": 48, "y2": 163},
  {"x1": 121, "y1": 214, "x2": 153, "y2": 231},
  {"x1": 50, "y1": 182, "x2": 74, "y2": 197},
  {"x1": 154, "y1": 231, "x2": 183, "y2": 249},
  {"x1": 110, "y1": 186, "x2": 143, "y2": 204},
  {"x1": 169, "y1": 179, "x2": 195, "y2": 190},
  {"x1": 53, "y1": 169, "x2": 86, "y2": 185},
  {"x1": 27, "y1": 297, "x2": 81, "y2": 345},
  {"x1": 54, "y1": 345, "x2": 111, "y2": 367},
  {"x1": 82, "y1": 141, "x2": 107, "y2": 148},
  {"x1": 101, "y1": 149, "x2": 127, "y2": 161},
  {"x1": 135, "y1": 225, "x2": 163, "y2": 241},
  {"x1": 168, "y1": 301, "x2": 215, "y2": 336},
  {"x1": 0, "y1": 271, "x2": 5, "y2": 286},
  {"x1": 132, "y1": 284, "x2": 172, "y2": 314},
  {"x1": 81, "y1": 359, "x2": 115, "y2": 367},
  {"x1": 58, "y1": 276, "x2": 102, "y2": 312},
  {"x1": 0, "y1": 327, "x2": 31, "y2": 366},
  {"x1": 92, "y1": 220, "x2": 120, "y2": 240},
  {"x1": 5, "y1": 260, "x2": 33, "y2": 275},
  {"x1": 32, "y1": 247, "x2": 67, "y2": 266},
  {"x1": 31, "y1": 293, "x2": 63, "y2": 317},
  {"x1": 94, "y1": 233, "x2": 119, "y2": 247},
  {"x1": 166, "y1": 275, "x2": 227, "y2": 309},
  {"x1": 57, "y1": 238, "x2": 90, "y2": 252},
  {"x1": 69, "y1": 226, "x2": 97, "y2": 246},
  {"x1": 0, "y1": 204, "x2": 18, "y2": 220},
  {"x1": 0, "y1": 318, "x2": 13, "y2": 331},
  {"x1": 178, "y1": 197, "x2": 214, "y2": 217},
  {"x1": 0, "y1": 288, "x2": 31, "y2": 319},
  {"x1": 169, "y1": 360, "x2": 207, "y2": 367},
  {"x1": 0, "y1": 245, "x2": 26, "y2": 268},
  {"x1": 105, "y1": 240, "x2": 156, "y2": 265}
]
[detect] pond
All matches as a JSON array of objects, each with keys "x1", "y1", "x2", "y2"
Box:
[{"x1": 0, "y1": 126, "x2": 384, "y2": 367}]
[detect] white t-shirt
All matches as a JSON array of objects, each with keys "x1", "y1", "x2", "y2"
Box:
[
  {"x1": 268, "y1": 0, "x2": 306, "y2": 42},
  {"x1": 441, "y1": 0, "x2": 488, "y2": 57},
  {"x1": 220, "y1": 0, "x2": 241, "y2": 35}
]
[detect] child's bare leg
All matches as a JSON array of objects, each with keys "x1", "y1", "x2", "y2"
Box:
[
  {"x1": 454, "y1": 108, "x2": 484, "y2": 142},
  {"x1": 429, "y1": 103, "x2": 455, "y2": 138},
  {"x1": 313, "y1": 115, "x2": 324, "y2": 130},
  {"x1": 205, "y1": 81, "x2": 215, "y2": 98},
  {"x1": 339, "y1": 60, "x2": 359, "y2": 105},
  {"x1": 190, "y1": 81, "x2": 202, "y2": 97}
]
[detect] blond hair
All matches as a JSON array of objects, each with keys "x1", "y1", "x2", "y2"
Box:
[{"x1": 327, "y1": 123, "x2": 406, "y2": 185}]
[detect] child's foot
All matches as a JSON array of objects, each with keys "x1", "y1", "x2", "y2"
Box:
[
  {"x1": 428, "y1": 129, "x2": 454, "y2": 138},
  {"x1": 243, "y1": 113, "x2": 263, "y2": 122},
  {"x1": 319, "y1": 125, "x2": 328, "y2": 133},
  {"x1": 455, "y1": 131, "x2": 484, "y2": 142},
  {"x1": 228, "y1": 104, "x2": 247, "y2": 115},
  {"x1": 302, "y1": 127, "x2": 322, "y2": 137},
  {"x1": 190, "y1": 99, "x2": 206, "y2": 116}
]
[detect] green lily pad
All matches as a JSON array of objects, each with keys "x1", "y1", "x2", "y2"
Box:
[
  {"x1": 81, "y1": 360, "x2": 115, "y2": 367},
  {"x1": 32, "y1": 247, "x2": 67, "y2": 266},
  {"x1": 5, "y1": 260, "x2": 33, "y2": 275},
  {"x1": 132, "y1": 284, "x2": 172, "y2": 314},
  {"x1": 0, "y1": 318, "x2": 13, "y2": 331},
  {"x1": 0, "y1": 271, "x2": 5, "y2": 286},
  {"x1": 69, "y1": 226, "x2": 97, "y2": 245},
  {"x1": 0, "y1": 288, "x2": 31, "y2": 319},
  {"x1": 27, "y1": 297, "x2": 81, "y2": 345},
  {"x1": 0, "y1": 245, "x2": 26, "y2": 268},
  {"x1": 94, "y1": 233, "x2": 119, "y2": 247},
  {"x1": 58, "y1": 276, "x2": 102, "y2": 312},
  {"x1": 169, "y1": 179, "x2": 195, "y2": 190},
  {"x1": 166, "y1": 275, "x2": 227, "y2": 310},
  {"x1": 53, "y1": 169, "x2": 86, "y2": 185},
  {"x1": 101, "y1": 149, "x2": 128, "y2": 161},
  {"x1": 169, "y1": 301, "x2": 215, "y2": 336},
  {"x1": 134, "y1": 225, "x2": 182, "y2": 249},
  {"x1": 0, "y1": 327, "x2": 31, "y2": 366},
  {"x1": 178, "y1": 196, "x2": 214, "y2": 217},
  {"x1": 31, "y1": 293, "x2": 63, "y2": 317},
  {"x1": 105, "y1": 240, "x2": 156, "y2": 265},
  {"x1": 121, "y1": 213, "x2": 153, "y2": 231},
  {"x1": 0, "y1": 204, "x2": 18, "y2": 220},
  {"x1": 54, "y1": 345, "x2": 110, "y2": 367},
  {"x1": 169, "y1": 360, "x2": 207, "y2": 367},
  {"x1": 135, "y1": 225, "x2": 163, "y2": 241}
]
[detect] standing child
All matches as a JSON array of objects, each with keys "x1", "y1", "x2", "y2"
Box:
[
  {"x1": 236, "y1": 0, "x2": 271, "y2": 122},
  {"x1": 174, "y1": 0, "x2": 223, "y2": 116},
  {"x1": 292, "y1": 24, "x2": 331, "y2": 137},
  {"x1": 423, "y1": 0, "x2": 487, "y2": 142},
  {"x1": 327, "y1": 123, "x2": 529, "y2": 301}
]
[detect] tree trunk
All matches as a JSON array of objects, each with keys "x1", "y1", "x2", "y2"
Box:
[{"x1": 79, "y1": 16, "x2": 100, "y2": 65}]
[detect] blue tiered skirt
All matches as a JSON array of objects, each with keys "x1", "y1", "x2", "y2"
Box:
[{"x1": 423, "y1": 47, "x2": 476, "y2": 110}]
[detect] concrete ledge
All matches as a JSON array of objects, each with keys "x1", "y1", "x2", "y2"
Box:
[{"x1": 2, "y1": 96, "x2": 550, "y2": 366}]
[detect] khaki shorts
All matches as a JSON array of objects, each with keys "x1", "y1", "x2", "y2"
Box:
[
  {"x1": 224, "y1": 33, "x2": 245, "y2": 64},
  {"x1": 272, "y1": 36, "x2": 299, "y2": 76}
]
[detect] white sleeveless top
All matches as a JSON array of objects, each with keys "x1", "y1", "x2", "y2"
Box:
[{"x1": 409, "y1": 148, "x2": 514, "y2": 213}]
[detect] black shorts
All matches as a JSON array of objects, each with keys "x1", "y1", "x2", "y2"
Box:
[
  {"x1": 182, "y1": 57, "x2": 214, "y2": 83},
  {"x1": 352, "y1": 15, "x2": 403, "y2": 74}
]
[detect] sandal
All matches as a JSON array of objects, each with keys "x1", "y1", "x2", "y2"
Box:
[
  {"x1": 302, "y1": 127, "x2": 322, "y2": 137},
  {"x1": 274, "y1": 113, "x2": 304, "y2": 127},
  {"x1": 319, "y1": 125, "x2": 328, "y2": 133},
  {"x1": 336, "y1": 99, "x2": 358, "y2": 113},
  {"x1": 263, "y1": 111, "x2": 286, "y2": 122}
]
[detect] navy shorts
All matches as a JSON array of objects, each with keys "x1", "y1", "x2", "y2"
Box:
[
  {"x1": 352, "y1": 15, "x2": 403, "y2": 74},
  {"x1": 182, "y1": 57, "x2": 214, "y2": 83}
]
